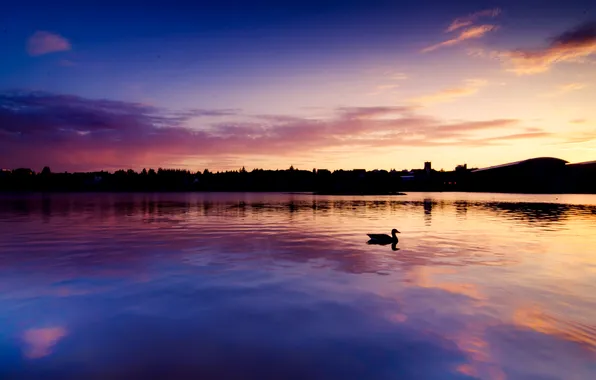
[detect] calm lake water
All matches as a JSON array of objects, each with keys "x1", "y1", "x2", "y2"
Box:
[{"x1": 1, "y1": 192, "x2": 595, "y2": 379}]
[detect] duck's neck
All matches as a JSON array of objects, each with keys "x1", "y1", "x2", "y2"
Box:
[{"x1": 391, "y1": 231, "x2": 397, "y2": 239}]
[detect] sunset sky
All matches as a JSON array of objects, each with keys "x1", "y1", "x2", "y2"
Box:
[{"x1": 1, "y1": 0, "x2": 595, "y2": 172}]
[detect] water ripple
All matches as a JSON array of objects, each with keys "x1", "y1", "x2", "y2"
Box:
[{"x1": 0, "y1": 192, "x2": 595, "y2": 379}]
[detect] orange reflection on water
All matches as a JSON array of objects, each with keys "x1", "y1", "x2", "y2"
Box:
[
  {"x1": 405, "y1": 266, "x2": 486, "y2": 301},
  {"x1": 450, "y1": 326, "x2": 506, "y2": 380},
  {"x1": 404, "y1": 266, "x2": 504, "y2": 379},
  {"x1": 456, "y1": 363, "x2": 506, "y2": 380},
  {"x1": 514, "y1": 306, "x2": 596, "y2": 353}
]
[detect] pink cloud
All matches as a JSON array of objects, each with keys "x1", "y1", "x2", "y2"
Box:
[
  {"x1": 22, "y1": 327, "x2": 67, "y2": 359},
  {"x1": 0, "y1": 91, "x2": 548, "y2": 171},
  {"x1": 27, "y1": 31, "x2": 71, "y2": 56}
]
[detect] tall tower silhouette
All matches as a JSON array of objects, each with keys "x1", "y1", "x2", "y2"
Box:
[{"x1": 424, "y1": 161, "x2": 431, "y2": 176}]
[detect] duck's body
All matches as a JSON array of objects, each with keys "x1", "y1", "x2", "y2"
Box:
[{"x1": 367, "y1": 229, "x2": 399, "y2": 244}]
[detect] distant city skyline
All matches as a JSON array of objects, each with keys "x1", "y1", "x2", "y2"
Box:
[
  {"x1": 1, "y1": 0, "x2": 595, "y2": 172},
  {"x1": 4, "y1": 155, "x2": 593, "y2": 175}
]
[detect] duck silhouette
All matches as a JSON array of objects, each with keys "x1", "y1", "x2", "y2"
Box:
[{"x1": 367, "y1": 229, "x2": 399, "y2": 245}]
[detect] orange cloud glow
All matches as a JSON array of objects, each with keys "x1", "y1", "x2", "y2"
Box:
[
  {"x1": 422, "y1": 25, "x2": 499, "y2": 53},
  {"x1": 542, "y1": 82, "x2": 587, "y2": 97},
  {"x1": 411, "y1": 79, "x2": 487, "y2": 104},
  {"x1": 500, "y1": 22, "x2": 596, "y2": 74},
  {"x1": 560, "y1": 83, "x2": 587, "y2": 91},
  {"x1": 570, "y1": 119, "x2": 587, "y2": 124},
  {"x1": 446, "y1": 8, "x2": 501, "y2": 32},
  {"x1": 561, "y1": 129, "x2": 596, "y2": 144}
]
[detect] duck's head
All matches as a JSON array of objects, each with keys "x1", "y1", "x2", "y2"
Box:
[{"x1": 391, "y1": 228, "x2": 400, "y2": 234}]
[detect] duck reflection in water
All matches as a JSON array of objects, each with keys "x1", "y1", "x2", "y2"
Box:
[
  {"x1": 367, "y1": 229, "x2": 400, "y2": 251},
  {"x1": 366, "y1": 241, "x2": 400, "y2": 251}
]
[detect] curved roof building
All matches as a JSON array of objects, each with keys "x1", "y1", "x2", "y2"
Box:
[
  {"x1": 469, "y1": 157, "x2": 569, "y2": 193},
  {"x1": 472, "y1": 157, "x2": 568, "y2": 173}
]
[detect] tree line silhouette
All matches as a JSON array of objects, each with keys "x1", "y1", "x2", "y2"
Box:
[
  {"x1": 1, "y1": 160, "x2": 595, "y2": 193},
  {"x1": 0, "y1": 166, "x2": 407, "y2": 193}
]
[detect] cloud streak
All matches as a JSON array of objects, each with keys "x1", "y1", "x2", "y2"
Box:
[
  {"x1": 366, "y1": 84, "x2": 400, "y2": 96},
  {"x1": 422, "y1": 25, "x2": 499, "y2": 53},
  {"x1": 499, "y1": 22, "x2": 596, "y2": 74},
  {"x1": 486, "y1": 132, "x2": 553, "y2": 141},
  {"x1": 27, "y1": 31, "x2": 71, "y2": 56},
  {"x1": 542, "y1": 83, "x2": 587, "y2": 97},
  {"x1": 411, "y1": 79, "x2": 487, "y2": 104},
  {"x1": 561, "y1": 129, "x2": 596, "y2": 144},
  {"x1": 446, "y1": 8, "x2": 501, "y2": 33},
  {"x1": 0, "y1": 91, "x2": 549, "y2": 171}
]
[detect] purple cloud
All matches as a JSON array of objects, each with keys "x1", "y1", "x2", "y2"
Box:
[
  {"x1": 551, "y1": 21, "x2": 596, "y2": 46},
  {"x1": 482, "y1": 21, "x2": 596, "y2": 74},
  {"x1": 0, "y1": 91, "x2": 547, "y2": 171},
  {"x1": 27, "y1": 31, "x2": 71, "y2": 56}
]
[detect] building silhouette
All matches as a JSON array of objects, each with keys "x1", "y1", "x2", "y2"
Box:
[
  {"x1": 468, "y1": 157, "x2": 568, "y2": 193},
  {"x1": 424, "y1": 162, "x2": 431, "y2": 176}
]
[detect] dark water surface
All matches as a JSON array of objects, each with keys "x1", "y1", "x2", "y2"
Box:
[{"x1": 1, "y1": 192, "x2": 595, "y2": 379}]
